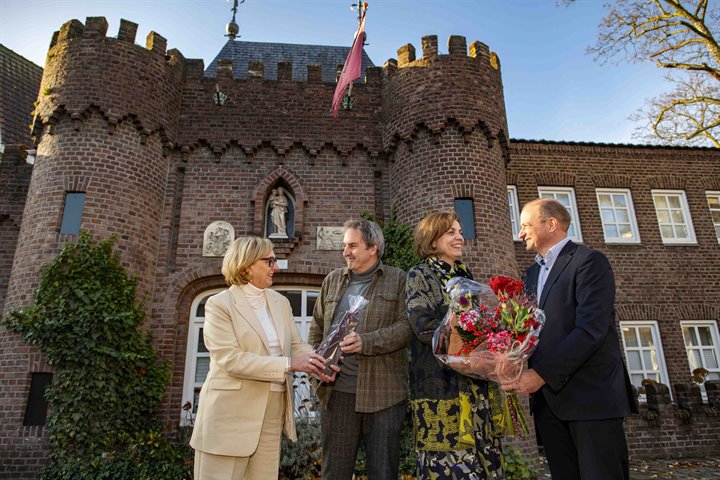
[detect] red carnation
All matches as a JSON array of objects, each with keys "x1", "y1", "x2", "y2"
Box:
[{"x1": 489, "y1": 275, "x2": 524, "y2": 298}]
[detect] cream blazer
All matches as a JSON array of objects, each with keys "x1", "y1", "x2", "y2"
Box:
[{"x1": 190, "y1": 285, "x2": 313, "y2": 457}]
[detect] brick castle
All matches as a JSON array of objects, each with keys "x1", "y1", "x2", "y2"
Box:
[{"x1": 1, "y1": 15, "x2": 719, "y2": 477}]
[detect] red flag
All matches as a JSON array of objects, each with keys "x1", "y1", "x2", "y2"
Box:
[{"x1": 332, "y1": 7, "x2": 367, "y2": 118}]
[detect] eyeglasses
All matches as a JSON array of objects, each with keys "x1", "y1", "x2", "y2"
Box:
[{"x1": 261, "y1": 256, "x2": 278, "y2": 267}]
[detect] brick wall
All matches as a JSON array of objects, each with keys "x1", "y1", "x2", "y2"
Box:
[
  {"x1": 0, "y1": 148, "x2": 32, "y2": 314},
  {"x1": 508, "y1": 140, "x2": 720, "y2": 382},
  {"x1": 0, "y1": 17, "x2": 185, "y2": 478}
]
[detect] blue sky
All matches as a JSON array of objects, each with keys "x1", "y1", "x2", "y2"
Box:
[{"x1": 0, "y1": 0, "x2": 668, "y2": 144}]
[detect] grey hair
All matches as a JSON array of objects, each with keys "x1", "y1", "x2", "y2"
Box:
[{"x1": 343, "y1": 219, "x2": 385, "y2": 257}]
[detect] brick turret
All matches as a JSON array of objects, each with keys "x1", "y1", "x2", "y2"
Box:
[
  {"x1": 383, "y1": 35, "x2": 515, "y2": 279},
  {"x1": 7, "y1": 17, "x2": 185, "y2": 305},
  {"x1": 0, "y1": 17, "x2": 185, "y2": 477}
]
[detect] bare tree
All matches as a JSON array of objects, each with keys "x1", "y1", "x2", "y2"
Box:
[{"x1": 589, "y1": 0, "x2": 720, "y2": 146}]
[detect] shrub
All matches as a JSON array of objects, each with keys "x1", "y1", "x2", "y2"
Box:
[
  {"x1": 2, "y1": 231, "x2": 190, "y2": 479},
  {"x1": 361, "y1": 205, "x2": 419, "y2": 272},
  {"x1": 280, "y1": 419, "x2": 322, "y2": 480},
  {"x1": 502, "y1": 445, "x2": 537, "y2": 480}
]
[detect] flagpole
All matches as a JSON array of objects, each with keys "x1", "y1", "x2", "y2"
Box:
[
  {"x1": 332, "y1": 2, "x2": 367, "y2": 117},
  {"x1": 346, "y1": 2, "x2": 365, "y2": 100}
]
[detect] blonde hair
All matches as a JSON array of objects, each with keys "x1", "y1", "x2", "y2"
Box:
[
  {"x1": 221, "y1": 236, "x2": 274, "y2": 286},
  {"x1": 413, "y1": 211, "x2": 460, "y2": 259}
]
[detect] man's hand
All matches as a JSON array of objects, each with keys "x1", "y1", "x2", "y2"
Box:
[
  {"x1": 501, "y1": 369, "x2": 545, "y2": 394},
  {"x1": 319, "y1": 364, "x2": 341, "y2": 383},
  {"x1": 340, "y1": 331, "x2": 362, "y2": 354}
]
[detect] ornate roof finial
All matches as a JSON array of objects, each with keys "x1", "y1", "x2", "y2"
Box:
[{"x1": 226, "y1": 0, "x2": 244, "y2": 39}]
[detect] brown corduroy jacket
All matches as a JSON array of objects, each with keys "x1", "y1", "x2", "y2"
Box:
[{"x1": 308, "y1": 262, "x2": 412, "y2": 413}]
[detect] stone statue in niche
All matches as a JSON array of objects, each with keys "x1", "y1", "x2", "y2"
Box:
[
  {"x1": 268, "y1": 188, "x2": 289, "y2": 238},
  {"x1": 203, "y1": 221, "x2": 235, "y2": 257}
]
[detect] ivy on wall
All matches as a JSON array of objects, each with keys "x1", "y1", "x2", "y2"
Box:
[{"x1": 2, "y1": 231, "x2": 190, "y2": 479}]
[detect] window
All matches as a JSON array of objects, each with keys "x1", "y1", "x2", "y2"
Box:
[
  {"x1": 595, "y1": 189, "x2": 640, "y2": 244},
  {"x1": 681, "y1": 321, "x2": 720, "y2": 384},
  {"x1": 537, "y1": 187, "x2": 583, "y2": 242},
  {"x1": 707, "y1": 191, "x2": 720, "y2": 243},
  {"x1": 275, "y1": 287, "x2": 320, "y2": 419},
  {"x1": 181, "y1": 290, "x2": 220, "y2": 422},
  {"x1": 651, "y1": 190, "x2": 696, "y2": 244},
  {"x1": 23, "y1": 372, "x2": 53, "y2": 426},
  {"x1": 620, "y1": 322, "x2": 670, "y2": 395},
  {"x1": 274, "y1": 287, "x2": 320, "y2": 342},
  {"x1": 507, "y1": 186, "x2": 521, "y2": 241},
  {"x1": 182, "y1": 286, "x2": 320, "y2": 423},
  {"x1": 60, "y1": 192, "x2": 85, "y2": 235},
  {"x1": 454, "y1": 198, "x2": 476, "y2": 240}
]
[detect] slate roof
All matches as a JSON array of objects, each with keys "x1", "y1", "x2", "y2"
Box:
[
  {"x1": 205, "y1": 39, "x2": 374, "y2": 83},
  {"x1": 0, "y1": 44, "x2": 43, "y2": 147}
]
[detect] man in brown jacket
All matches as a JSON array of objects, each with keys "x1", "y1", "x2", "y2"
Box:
[{"x1": 309, "y1": 219, "x2": 412, "y2": 480}]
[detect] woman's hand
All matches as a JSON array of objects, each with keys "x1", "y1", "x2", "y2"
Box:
[
  {"x1": 290, "y1": 353, "x2": 339, "y2": 382},
  {"x1": 290, "y1": 352, "x2": 325, "y2": 376}
]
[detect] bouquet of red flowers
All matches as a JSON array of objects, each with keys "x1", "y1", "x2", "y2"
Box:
[{"x1": 432, "y1": 275, "x2": 545, "y2": 437}]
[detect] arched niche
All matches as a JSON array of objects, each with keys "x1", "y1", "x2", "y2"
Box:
[{"x1": 252, "y1": 167, "x2": 307, "y2": 240}]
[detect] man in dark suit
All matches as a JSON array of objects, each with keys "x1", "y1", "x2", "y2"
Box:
[{"x1": 502, "y1": 198, "x2": 637, "y2": 480}]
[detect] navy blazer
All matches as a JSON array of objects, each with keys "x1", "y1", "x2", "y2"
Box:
[{"x1": 525, "y1": 240, "x2": 637, "y2": 421}]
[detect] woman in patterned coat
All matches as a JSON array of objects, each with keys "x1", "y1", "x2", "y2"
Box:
[{"x1": 405, "y1": 212, "x2": 503, "y2": 479}]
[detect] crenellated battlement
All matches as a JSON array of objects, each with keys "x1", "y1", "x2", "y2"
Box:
[
  {"x1": 36, "y1": 17, "x2": 187, "y2": 147},
  {"x1": 49, "y1": 17, "x2": 169, "y2": 59},
  {"x1": 193, "y1": 59, "x2": 381, "y2": 85},
  {"x1": 385, "y1": 34, "x2": 501, "y2": 71},
  {"x1": 380, "y1": 33, "x2": 508, "y2": 154}
]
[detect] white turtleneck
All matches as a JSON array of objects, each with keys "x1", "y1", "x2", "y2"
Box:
[{"x1": 240, "y1": 282, "x2": 288, "y2": 391}]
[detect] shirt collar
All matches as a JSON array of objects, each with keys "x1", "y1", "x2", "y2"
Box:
[{"x1": 537, "y1": 236, "x2": 571, "y2": 268}]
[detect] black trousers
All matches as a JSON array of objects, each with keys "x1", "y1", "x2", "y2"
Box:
[
  {"x1": 534, "y1": 393, "x2": 629, "y2": 480},
  {"x1": 320, "y1": 391, "x2": 406, "y2": 480}
]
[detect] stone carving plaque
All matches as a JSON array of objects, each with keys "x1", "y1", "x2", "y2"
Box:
[
  {"x1": 203, "y1": 221, "x2": 235, "y2": 257},
  {"x1": 317, "y1": 226, "x2": 344, "y2": 251}
]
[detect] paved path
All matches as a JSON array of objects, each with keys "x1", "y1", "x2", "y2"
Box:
[{"x1": 534, "y1": 456, "x2": 720, "y2": 479}]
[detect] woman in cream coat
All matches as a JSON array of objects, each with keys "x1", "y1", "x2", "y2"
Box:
[{"x1": 191, "y1": 236, "x2": 334, "y2": 480}]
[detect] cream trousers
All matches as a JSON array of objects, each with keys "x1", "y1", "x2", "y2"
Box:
[{"x1": 194, "y1": 391, "x2": 285, "y2": 480}]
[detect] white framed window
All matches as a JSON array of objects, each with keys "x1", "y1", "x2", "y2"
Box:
[
  {"x1": 274, "y1": 286, "x2": 320, "y2": 342},
  {"x1": 681, "y1": 321, "x2": 720, "y2": 385},
  {"x1": 707, "y1": 191, "x2": 720, "y2": 243},
  {"x1": 181, "y1": 286, "x2": 320, "y2": 423},
  {"x1": 181, "y1": 289, "x2": 222, "y2": 423},
  {"x1": 651, "y1": 190, "x2": 696, "y2": 244},
  {"x1": 507, "y1": 186, "x2": 521, "y2": 241},
  {"x1": 274, "y1": 286, "x2": 321, "y2": 419},
  {"x1": 537, "y1": 186, "x2": 583, "y2": 242},
  {"x1": 620, "y1": 321, "x2": 670, "y2": 398},
  {"x1": 596, "y1": 189, "x2": 641, "y2": 244}
]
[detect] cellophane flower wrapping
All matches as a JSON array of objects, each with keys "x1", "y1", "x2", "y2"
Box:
[
  {"x1": 314, "y1": 295, "x2": 369, "y2": 376},
  {"x1": 432, "y1": 276, "x2": 546, "y2": 437}
]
